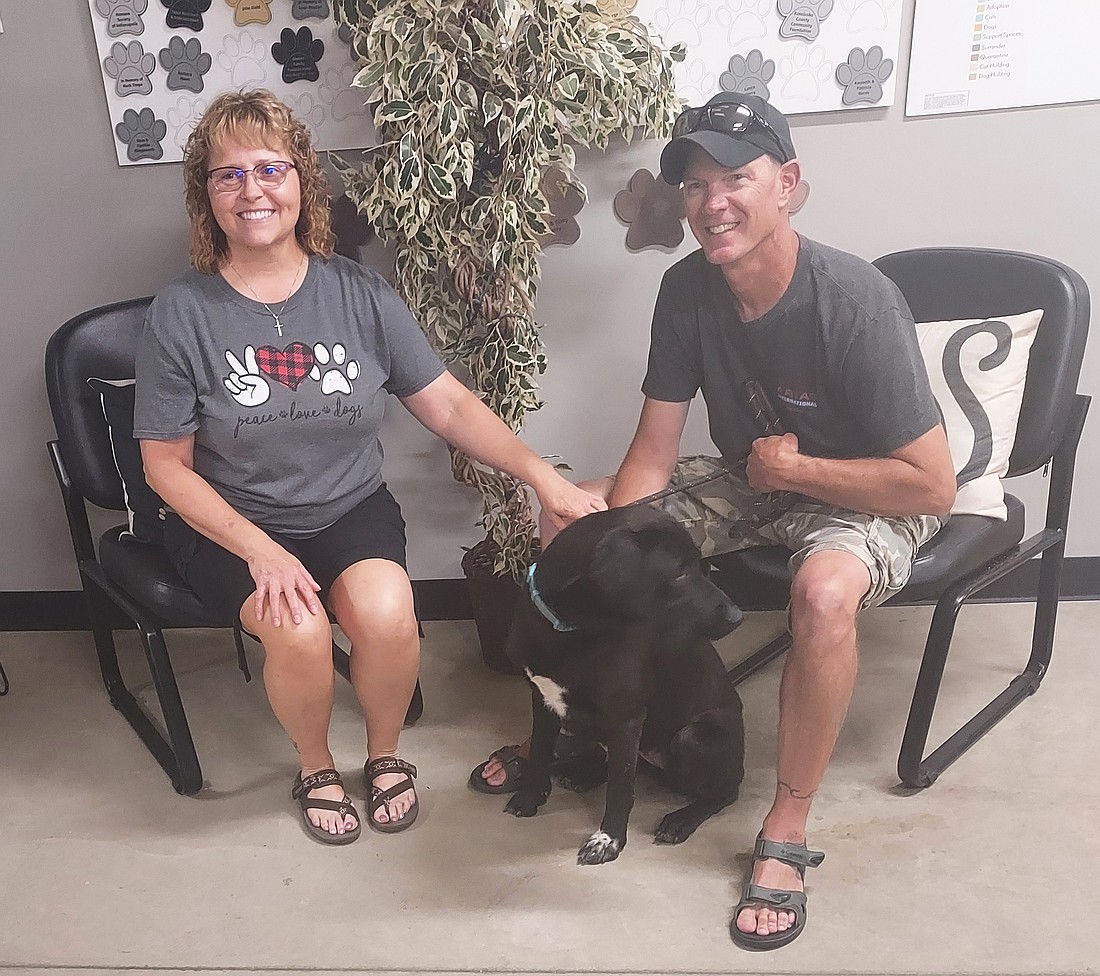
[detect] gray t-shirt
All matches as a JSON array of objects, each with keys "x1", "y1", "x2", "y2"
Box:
[
  {"x1": 134, "y1": 254, "x2": 445, "y2": 535},
  {"x1": 642, "y1": 236, "x2": 940, "y2": 462}
]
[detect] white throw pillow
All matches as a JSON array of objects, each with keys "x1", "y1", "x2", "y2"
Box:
[{"x1": 915, "y1": 309, "x2": 1043, "y2": 520}]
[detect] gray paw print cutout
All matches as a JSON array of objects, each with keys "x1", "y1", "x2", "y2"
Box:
[
  {"x1": 103, "y1": 40, "x2": 156, "y2": 97},
  {"x1": 272, "y1": 26, "x2": 325, "y2": 84},
  {"x1": 292, "y1": 0, "x2": 331, "y2": 19},
  {"x1": 161, "y1": 0, "x2": 211, "y2": 32},
  {"x1": 777, "y1": 0, "x2": 834, "y2": 42},
  {"x1": 538, "y1": 163, "x2": 586, "y2": 247},
  {"x1": 835, "y1": 45, "x2": 893, "y2": 105},
  {"x1": 94, "y1": 0, "x2": 148, "y2": 38},
  {"x1": 720, "y1": 49, "x2": 775, "y2": 99},
  {"x1": 115, "y1": 106, "x2": 167, "y2": 162},
  {"x1": 614, "y1": 169, "x2": 685, "y2": 251},
  {"x1": 160, "y1": 36, "x2": 212, "y2": 92}
]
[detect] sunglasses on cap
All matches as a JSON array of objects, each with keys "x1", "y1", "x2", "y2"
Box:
[{"x1": 671, "y1": 100, "x2": 792, "y2": 163}]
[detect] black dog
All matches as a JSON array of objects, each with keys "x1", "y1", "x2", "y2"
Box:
[{"x1": 504, "y1": 505, "x2": 746, "y2": 864}]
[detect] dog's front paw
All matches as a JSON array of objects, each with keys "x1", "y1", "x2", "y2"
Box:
[
  {"x1": 577, "y1": 830, "x2": 623, "y2": 865},
  {"x1": 504, "y1": 789, "x2": 547, "y2": 818},
  {"x1": 654, "y1": 808, "x2": 701, "y2": 845}
]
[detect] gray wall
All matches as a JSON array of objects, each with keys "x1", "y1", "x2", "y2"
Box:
[{"x1": 2, "y1": 1, "x2": 1097, "y2": 591}]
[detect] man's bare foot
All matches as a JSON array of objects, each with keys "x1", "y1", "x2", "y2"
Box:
[
  {"x1": 734, "y1": 836, "x2": 804, "y2": 937},
  {"x1": 481, "y1": 739, "x2": 530, "y2": 788}
]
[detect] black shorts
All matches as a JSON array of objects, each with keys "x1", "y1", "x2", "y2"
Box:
[{"x1": 163, "y1": 484, "x2": 408, "y2": 621}]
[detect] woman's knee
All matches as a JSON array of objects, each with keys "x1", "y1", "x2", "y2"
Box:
[
  {"x1": 331, "y1": 561, "x2": 418, "y2": 643},
  {"x1": 243, "y1": 599, "x2": 333, "y2": 663}
]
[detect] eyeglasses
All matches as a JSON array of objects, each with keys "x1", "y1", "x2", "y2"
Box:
[
  {"x1": 672, "y1": 101, "x2": 791, "y2": 163},
  {"x1": 207, "y1": 160, "x2": 296, "y2": 193}
]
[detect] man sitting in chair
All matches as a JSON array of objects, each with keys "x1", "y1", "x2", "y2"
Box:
[{"x1": 472, "y1": 93, "x2": 957, "y2": 950}]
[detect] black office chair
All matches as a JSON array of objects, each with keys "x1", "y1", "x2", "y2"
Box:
[
  {"x1": 45, "y1": 298, "x2": 424, "y2": 796},
  {"x1": 710, "y1": 248, "x2": 1090, "y2": 790}
]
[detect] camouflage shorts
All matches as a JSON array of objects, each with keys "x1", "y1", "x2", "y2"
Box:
[{"x1": 658, "y1": 456, "x2": 943, "y2": 610}]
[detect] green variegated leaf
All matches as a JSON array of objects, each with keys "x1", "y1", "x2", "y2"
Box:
[
  {"x1": 438, "y1": 100, "x2": 460, "y2": 142},
  {"x1": 483, "y1": 91, "x2": 503, "y2": 123},
  {"x1": 426, "y1": 163, "x2": 456, "y2": 199},
  {"x1": 352, "y1": 61, "x2": 385, "y2": 89},
  {"x1": 378, "y1": 99, "x2": 415, "y2": 122}
]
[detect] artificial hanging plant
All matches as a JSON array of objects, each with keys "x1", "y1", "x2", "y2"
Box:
[{"x1": 333, "y1": 0, "x2": 683, "y2": 579}]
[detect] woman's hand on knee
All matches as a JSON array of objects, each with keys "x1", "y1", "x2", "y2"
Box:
[{"x1": 246, "y1": 541, "x2": 322, "y2": 627}]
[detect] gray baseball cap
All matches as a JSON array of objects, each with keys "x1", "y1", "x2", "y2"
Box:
[{"x1": 660, "y1": 92, "x2": 796, "y2": 185}]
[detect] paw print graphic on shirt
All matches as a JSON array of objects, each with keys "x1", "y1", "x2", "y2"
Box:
[
  {"x1": 103, "y1": 40, "x2": 156, "y2": 97},
  {"x1": 835, "y1": 45, "x2": 893, "y2": 105},
  {"x1": 719, "y1": 49, "x2": 776, "y2": 100},
  {"x1": 161, "y1": 0, "x2": 211, "y2": 32},
  {"x1": 715, "y1": 0, "x2": 769, "y2": 46},
  {"x1": 310, "y1": 343, "x2": 360, "y2": 396},
  {"x1": 218, "y1": 31, "x2": 268, "y2": 86},
  {"x1": 160, "y1": 36, "x2": 212, "y2": 92},
  {"x1": 225, "y1": 0, "x2": 273, "y2": 27},
  {"x1": 115, "y1": 107, "x2": 167, "y2": 162},
  {"x1": 94, "y1": 0, "x2": 147, "y2": 38},
  {"x1": 272, "y1": 26, "x2": 325, "y2": 84},
  {"x1": 777, "y1": 0, "x2": 834, "y2": 42}
]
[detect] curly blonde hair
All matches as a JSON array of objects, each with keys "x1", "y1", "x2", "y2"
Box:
[{"x1": 182, "y1": 89, "x2": 335, "y2": 273}]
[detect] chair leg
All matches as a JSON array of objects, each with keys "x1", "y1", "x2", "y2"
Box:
[
  {"x1": 897, "y1": 561, "x2": 1058, "y2": 790},
  {"x1": 330, "y1": 640, "x2": 425, "y2": 727},
  {"x1": 727, "y1": 631, "x2": 793, "y2": 686},
  {"x1": 135, "y1": 625, "x2": 204, "y2": 795},
  {"x1": 82, "y1": 573, "x2": 204, "y2": 795}
]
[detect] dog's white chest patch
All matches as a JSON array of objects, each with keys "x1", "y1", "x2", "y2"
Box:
[{"x1": 525, "y1": 669, "x2": 569, "y2": 719}]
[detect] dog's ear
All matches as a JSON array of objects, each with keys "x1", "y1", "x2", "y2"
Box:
[{"x1": 587, "y1": 526, "x2": 644, "y2": 595}]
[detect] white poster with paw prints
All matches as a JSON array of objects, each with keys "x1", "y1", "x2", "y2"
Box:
[
  {"x1": 631, "y1": 0, "x2": 904, "y2": 114},
  {"x1": 87, "y1": 1, "x2": 377, "y2": 166}
]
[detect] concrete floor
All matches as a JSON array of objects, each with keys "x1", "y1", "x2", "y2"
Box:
[{"x1": 1, "y1": 601, "x2": 1097, "y2": 976}]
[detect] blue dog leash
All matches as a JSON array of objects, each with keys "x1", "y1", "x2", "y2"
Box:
[{"x1": 527, "y1": 562, "x2": 576, "y2": 632}]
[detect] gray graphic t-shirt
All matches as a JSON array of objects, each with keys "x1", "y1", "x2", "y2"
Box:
[
  {"x1": 643, "y1": 236, "x2": 940, "y2": 462},
  {"x1": 134, "y1": 254, "x2": 445, "y2": 535}
]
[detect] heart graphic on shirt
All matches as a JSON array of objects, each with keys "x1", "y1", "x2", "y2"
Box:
[{"x1": 254, "y1": 342, "x2": 316, "y2": 390}]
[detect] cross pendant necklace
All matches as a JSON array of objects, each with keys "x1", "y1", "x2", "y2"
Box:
[{"x1": 229, "y1": 252, "x2": 306, "y2": 338}]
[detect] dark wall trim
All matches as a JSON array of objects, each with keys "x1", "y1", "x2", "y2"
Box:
[
  {"x1": 1, "y1": 558, "x2": 1096, "y2": 630},
  {"x1": 0, "y1": 579, "x2": 474, "y2": 631}
]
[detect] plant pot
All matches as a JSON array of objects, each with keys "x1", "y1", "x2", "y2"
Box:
[{"x1": 460, "y1": 538, "x2": 526, "y2": 675}]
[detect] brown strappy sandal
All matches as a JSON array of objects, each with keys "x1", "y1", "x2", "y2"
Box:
[
  {"x1": 291, "y1": 768, "x2": 361, "y2": 846},
  {"x1": 364, "y1": 756, "x2": 419, "y2": 833}
]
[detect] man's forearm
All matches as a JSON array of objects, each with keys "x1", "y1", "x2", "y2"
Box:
[{"x1": 782, "y1": 454, "x2": 954, "y2": 517}]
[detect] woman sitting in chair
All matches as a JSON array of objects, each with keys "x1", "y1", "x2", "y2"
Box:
[{"x1": 135, "y1": 90, "x2": 605, "y2": 844}]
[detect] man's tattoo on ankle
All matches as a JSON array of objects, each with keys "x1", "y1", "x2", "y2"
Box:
[{"x1": 779, "y1": 779, "x2": 817, "y2": 800}]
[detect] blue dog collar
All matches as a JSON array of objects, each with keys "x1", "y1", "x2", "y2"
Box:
[{"x1": 527, "y1": 562, "x2": 576, "y2": 633}]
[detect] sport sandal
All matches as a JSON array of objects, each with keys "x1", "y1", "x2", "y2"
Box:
[
  {"x1": 730, "y1": 833, "x2": 825, "y2": 951},
  {"x1": 468, "y1": 744, "x2": 528, "y2": 794},
  {"x1": 365, "y1": 756, "x2": 419, "y2": 833},
  {"x1": 291, "y1": 768, "x2": 361, "y2": 846}
]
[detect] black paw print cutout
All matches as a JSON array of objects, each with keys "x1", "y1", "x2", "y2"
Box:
[
  {"x1": 538, "y1": 163, "x2": 586, "y2": 247},
  {"x1": 836, "y1": 46, "x2": 893, "y2": 106},
  {"x1": 272, "y1": 26, "x2": 325, "y2": 84},
  {"x1": 777, "y1": 0, "x2": 834, "y2": 42},
  {"x1": 613, "y1": 169, "x2": 685, "y2": 251},
  {"x1": 115, "y1": 107, "x2": 167, "y2": 162},
  {"x1": 160, "y1": 0, "x2": 211, "y2": 32}
]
